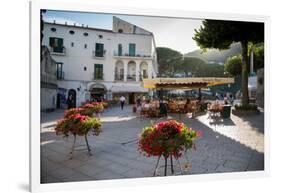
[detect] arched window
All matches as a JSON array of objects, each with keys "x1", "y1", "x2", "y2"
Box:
[
  {"x1": 118, "y1": 29, "x2": 123, "y2": 33},
  {"x1": 83, "y1": 32, "x2": 88, "y2": 36},
  {"x1": 51, "y1": 27, "x2": 56, "y2": 32}
]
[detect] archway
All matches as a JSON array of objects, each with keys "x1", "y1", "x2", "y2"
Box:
[
  {"x1": 115, "y1": 60, "x2": 124, "y2": 81},
  {"x1": 127, "y1": 60, "x2": 136, "y2": 81},
  {"x1": 67, "y1": 89, "x2": 76, "y2": 108},
  {"x1": 140, "y1": 61, "x2": 148, "y2": 80},
  {"x1": 89, "y1": 83, "x2": 107, "y2": 102}
]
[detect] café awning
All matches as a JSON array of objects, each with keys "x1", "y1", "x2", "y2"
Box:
[{"x1": 142, "y1": 77, "x2": 234, "y2": 89}]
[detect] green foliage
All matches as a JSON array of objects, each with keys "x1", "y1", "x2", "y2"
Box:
[
  {"x1": 156, "y1": 47, "x2": 183, "y2": 76},
  {"x1": 193, "y1": 20, "x2": 264, "y2": 50},
  {"x1": 254, "y1": 43, "x2": 264, "y2": 71},
  {"x1": 82, "y1": 118, "x2": 102, "y2": 136},
  {"x1": 224, "y1": 55, "x2": 242, "y2": 76},
  {"x1": 193, "y1": 19, "x2": 264, "y2": 105},
  {"x1": 181, "y1": 57, "x2": 206, "y2": 74},
  {"x1": 234, "y1": 104, "x2": 258, "y2": 111}
]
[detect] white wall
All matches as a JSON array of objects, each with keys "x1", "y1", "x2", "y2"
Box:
[{"x1": 42, "y1": 22, "x2": 156, "y2": 83}]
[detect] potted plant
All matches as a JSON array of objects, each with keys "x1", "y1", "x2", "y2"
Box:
[
  {"x1": 55, "y1": 108, "x2": 102, "y2": 158},
  {"x1": 138, "y1": 120, "x2": 201, "y2": 176}
]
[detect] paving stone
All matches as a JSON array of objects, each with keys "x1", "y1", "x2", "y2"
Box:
[
  {"x1": 224, "y1": 160, "x2": 248, "y2": 170},
  {"x1": 94, "y1": 169, "x2": 125, "y2": 180},
  {"x1": 78, "y1": 163, "x2": 107, "y2": 177},
  {"x1": 215, "y1": 165, "x2": 238, "y2": 173},
  {"x1": 41, "y1": 106, "x2": 265, "y2": 182},
  {"x1": 41, "y1": 175, "x2": 63, "y2": 184}
]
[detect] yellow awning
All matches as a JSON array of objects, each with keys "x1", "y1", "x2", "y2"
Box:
[{"x1": 142, "y1": 77, "x2": 235, "y2": 89}]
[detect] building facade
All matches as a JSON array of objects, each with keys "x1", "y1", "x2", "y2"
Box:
[
  {"x1": 41, "y1": 45, "x2": 58, "y2": 111},
  {"x1": 42, "y1": 16, "x2": 158, "y2": 107}
]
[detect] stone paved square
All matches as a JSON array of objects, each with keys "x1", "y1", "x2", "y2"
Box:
[{"x1": 41, "y1": 105, "x2": 264, "y2": 183}]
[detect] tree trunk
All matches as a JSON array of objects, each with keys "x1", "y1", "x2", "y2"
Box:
[{"x1": 241, "y1": 41, "x2": 249, "y2": 105}]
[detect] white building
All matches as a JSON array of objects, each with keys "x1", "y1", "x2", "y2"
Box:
[{"x1": 42, "y1": 16, "x2": 158, "y2": 107}]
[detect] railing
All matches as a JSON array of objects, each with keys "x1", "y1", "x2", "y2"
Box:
[
  {"x1": 57, "y1": 71, "x2": 64, "y2": 80},
  {"x1": 113, "y1": 51, "x2": 152, "y2": 58},
  {"x1": 93, "y1": 73, "x2": 104, "y2": 80},
  {"x1": 93, "y1": 50, "x2": 106, "y2": 59},
  {"x1": 115, "y1": 73, "x2": 124, "y2": 81},
  {"x1": 139, "y1": 74, "x2": 148, "y2": 81},
  {"x1": 127, "y1": 74, "x2": 136, "y2": 81},
  {"x1": 50, "y1": 47, "x2": 66, "y2": 55}
]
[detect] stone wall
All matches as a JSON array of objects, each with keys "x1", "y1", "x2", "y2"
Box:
[{"x1": 41, "y1": 46, "x2": 58, "y2": 111}]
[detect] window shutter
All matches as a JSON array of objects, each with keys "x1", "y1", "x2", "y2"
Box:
[{"x1": 49, "y1": 37, "x2": 54, "y2": 47}]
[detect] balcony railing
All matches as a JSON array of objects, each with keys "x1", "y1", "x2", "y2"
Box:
[
  {"x1": 127, "y1": 74, "x2": 136, "y2": 81},
  {"x1": 115, "y1": 73, "x2": 124, "y2": 81},
  {"x1": 93, "y1": 50, "x2": 106, "y2": 59},
  {"x1": 50, "y1": 46, "x2": 66, "y2": 56},
  {"x1": 56, "y1": 71, "x2": 64, "y2": 80},
  {"x1": 93, "y1": 73, "x2": 104, "y2": 80},
  {"x1": 113, "y1": 51, "x2": 152, "y2": 58},
  {"x1": 139, "y1": 74, "x2": 148, "y2": 81}
]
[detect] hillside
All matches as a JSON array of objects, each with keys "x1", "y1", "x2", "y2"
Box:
[{"x1": 185, "y1": 42, "x2": 242, "y2": 64}]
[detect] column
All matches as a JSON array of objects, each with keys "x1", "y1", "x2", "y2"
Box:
[
  {"x1": 124, "y1": 60, "x2": 127, "y2": 82},
  {"x1": 136, "y1": 61, "x2": 140, "y2": 82},
  {"x1": 148, "y1": 61, "x2": 152, "y2": 79}
]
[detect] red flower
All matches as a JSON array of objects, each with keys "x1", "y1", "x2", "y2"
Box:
[{"x1": 138, "y1": 120, "x2": 201, "y2": 158}]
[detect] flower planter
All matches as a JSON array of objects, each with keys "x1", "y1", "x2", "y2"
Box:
[
  {"x1": 55, "y1": 106, "x2": 102, "y2": 159},
  {"x1": 232, "y1": 109, "x2": 260, "y2": 116},
  {"x1": 138, "y1": 120, "x2": 201, "y2": 176}
]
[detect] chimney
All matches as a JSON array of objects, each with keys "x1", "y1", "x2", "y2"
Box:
[
  {"x1": 82, "y1": 24, "x2": 84, "y2": 27},
  {"x1": 65, "y1": 21, "x2": 67, "y2": 25},
  {"x1": 74, "y1": 23, "x2": 76, "y2": 26},
  {"x1": 86, "y1": 25, "x2": 88, "y2": 28},
  {"x1": 53, "y1": 20, "x2": 56, "y2": 24}
]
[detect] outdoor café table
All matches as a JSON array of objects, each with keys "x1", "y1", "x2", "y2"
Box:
[{"x1": 208, "y1": 103, "x2": 224, "y2": 116}]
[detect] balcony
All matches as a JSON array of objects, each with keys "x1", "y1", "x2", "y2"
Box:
[
  {"x1": 50, "y1": 47, "x2": 66, "y2": 56},
  {"x1": 127, "y1": 74, "x2": 136, "y2": 81},
  {"x1": 115, "y1": 73, "x2": 124, "y2": 81},
  {"x1": 93, "y1": 73, "x2": 104, "y2": 81},
  {"x1": 139, "y1": 74, "x2": 148, "y2": 81},
  {"x1": 56, "y1": 71, "x2": 64, "y2": 80},
  {"x1": 92, "y1": 50, "x2": 106, "y2": 59},
  {"x1": 113, "y1": 51, "x2": 152, "y2": 59}
]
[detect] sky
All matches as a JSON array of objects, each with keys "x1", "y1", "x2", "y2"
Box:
[{"x1": 43, "y1": 10, "x2": 203, "y2": 54}]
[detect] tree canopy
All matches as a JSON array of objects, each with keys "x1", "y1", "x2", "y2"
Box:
[
  {"x1": 193, "y1": 19, "x2": 264, "y2": 105},
  {"x1": 224, "y1": 55, "x2": 242, "y2": 76},
  {"x1": 193, "y1": 20, "x2": 264, "y2": 50},
  {"x1": 156, "y1": 47, "x2": 183, "y2": 76}
]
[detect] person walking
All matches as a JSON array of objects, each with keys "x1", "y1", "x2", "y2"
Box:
[
  {"x1": 136, "y1": 96, "x2": 141, "y2": 108},
  {"x1": 120, "y1": 95, "x2": 126, "y2": 110}
]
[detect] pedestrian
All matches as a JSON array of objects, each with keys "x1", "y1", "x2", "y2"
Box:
[
  {"x1": 136, "y1": 96, "x2": 141, "y2": 108},
  {"x1": 67, "y1": 95, "x2": 73, "y2": 109},
  {"x1": 120, "y1": 95, "x2": 126, "y2": 110}
]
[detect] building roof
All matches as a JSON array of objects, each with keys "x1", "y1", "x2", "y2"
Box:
[{"x1": 44, "y1": 22, "x2": 114, "y2": 33}]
